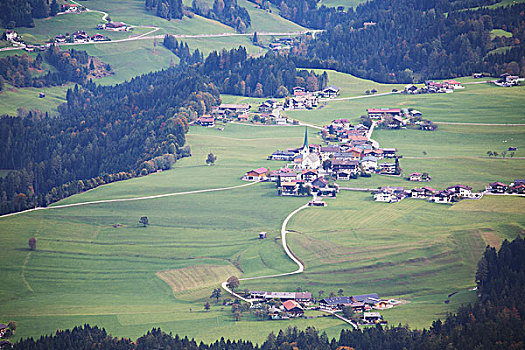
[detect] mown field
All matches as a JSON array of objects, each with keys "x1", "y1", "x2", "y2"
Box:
[
  {"x1": 0, "y1": 6, "x2": 524, "y2": 341},
  {"x1": 1, "y1": 82, "x2": 524, "y2": 342},
  {"x1": 285, "y1": 81, "x2": 525, "y2": 125}
]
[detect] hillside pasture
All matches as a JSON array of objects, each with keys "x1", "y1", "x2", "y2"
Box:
[{"x1": 0, "y1": 84, "x2": 68, "y2": 116}]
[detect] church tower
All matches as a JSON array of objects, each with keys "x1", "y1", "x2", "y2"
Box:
[{"x1": 300, "y1": 127, "x2": 309, "y2": 155}]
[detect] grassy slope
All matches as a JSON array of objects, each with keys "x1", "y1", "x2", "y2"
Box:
[
  {"x1": 317, "y1": 0, "x2": 366, "y2": 8},
  {"x1": 285, "y1": 81, "x2": 525, "y2": 125},
  {"x1": 1, "y1": 82, "x2": 524, "y2": 343},
  {"x1": 0, "y1": 84, "x2": 69, "y2": 116}
]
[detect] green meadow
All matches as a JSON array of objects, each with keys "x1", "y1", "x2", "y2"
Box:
[
  {"x1": 285, "y1": 81, "x2": 525, "y2": 125},
  {"x1": 1, "y1": 91, "x2": 524, "y2": 342},
  {"x1": 0, "y1": 3, "x2": 524, "y2": 342},
  {"x1": 0, "y1": 84, "x2": 69, "y2": 116}
]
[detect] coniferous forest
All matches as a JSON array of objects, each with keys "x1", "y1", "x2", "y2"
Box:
[
  {"x1": 0, "y1": 0, "x2": 58, "y2": 28},
  {"x1": 282, "y1": 0, "x2": 525, "y2": 82},
  {"x1": 12, "y1": 236, "x2": 525, "y2": 349},
  {"x1": 0, "y1": 44, "x2": 326, "y2": 215}
]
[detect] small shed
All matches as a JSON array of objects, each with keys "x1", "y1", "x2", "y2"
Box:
[
  {"x1": 259, "y1": 232, "x2": 267, "y2": 239},
  {"x1": 39, "y1": 92, "x2": 45, "y2": 98}
]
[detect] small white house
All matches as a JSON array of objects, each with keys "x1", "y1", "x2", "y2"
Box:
[{"x1": 5, "y1": 30, "x2": 18, "y2": 41}]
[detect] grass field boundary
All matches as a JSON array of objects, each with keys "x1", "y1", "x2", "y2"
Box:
[{"x1": 0, "y1": 181, "x2": 261, "y2": 219}]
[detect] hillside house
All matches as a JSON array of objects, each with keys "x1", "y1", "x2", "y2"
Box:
[
  {"x1": 331, "y1": 160, "x2": 359, "y2": 179},
  {"x1": 259, "y1": 100, "x2": 277, "y2": 112},
  {"x1": 282, "y1": 300, "x2": 304, "y2": 317},
  {"x1": 361, "y1": 155, "x2": 378, "y2": 171},
  {"x1": 280, "y1": 181, "x2": 301, "y2": 196},
  {"x1": 319, "y1": 296, "x2": 352, "y2": 310},
  {"x1": 213, "y1": 104, "x2": 251, "y2": 116},
  {"x1": 293, "y1": 86, "x2": 306, "y2": 96},
  {"x1": 62, "y1": 3, "x2": 79, "y2": 12},
  {"x1": 362, "y1": 312, "x2": 384, "y2": 324},
  {"x1": 377, "y1": 162, "x2": 397, "y2": 175},
  {"x1": 92, "y1": 33, "x2": 109, "y2": 41},
  {"x1": 55, "y1": 34, "x2": 66, "y2": 43},
  {"x1": 382, "y1": 148, "x2": 397, "y2": 158},
  {"x1": 270, "y1": 150, "x2": 296, "y2": 161},
  {"x1": 429, "y1": 190, "x2": 454, "y2": 204},
  {"x1": 237, "y1": 114, "x2": 249, "y2": 122},
  {"x1": 331, "y1": 119, "x2": 351, "y2": 128},
  {"x1": 275, "y1": 171, "x2": 299, "y2": 183},
  {"x1": 197, "y1": 115, "x2": 215, "y2": 127},
  {"x1": 374, "y1": 187, "x2": 405, "y2": 203},
  {"x1": 320, "y1": 86, "x2": 340, "y2": 98},
  {"x1": 404, "y1": 84, "x2": 418, "y2": 94},
  {"x1": 446, "y1": 184, "x2": 472, "y2": 197},
  {"x1": 301, "y1": 169, "x2": 318, "y2": 182},
  {"x1": 443, "y1": 80, "x2": 463, "y2": 89},
  {"x1": 487, "y1": 182, "x2": 508, "y2": 193},
  {"x1": 105, "y1": 22, "x2": 128, "y2": 31},
  {"x1": 367, "y1": 108, "x2": 401, "y2": 119},
  {"x1": 411, "y1": 186, "x2": 436, "y2": 199},
  {"x1": 0, "y1": 324, "x2": 7, "y2": 338},
  {"x1": 242, "y1": 167, "x2": 269, "y2": 181},
  {"x1": 5, "y1": 30, "x2": 17, "y2": 41},
  {"x1": 409, "y1": 172, "x2": 422, "y2": 181}
]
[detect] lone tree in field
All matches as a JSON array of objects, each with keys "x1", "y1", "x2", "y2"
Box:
[
  {"x1": 28, "y1": 237, "x2": 36, "y2": 250},
  {"x1": 487, "y1": 151, "x2": 493, "y2": 157},
  {"x1": 139, "y1": 216, "x2": 149, "y2": 227},
  {"x1": 204, "y1": 301, "x2": 210, "y2": 311},
  {"x1": 206, "y1": 152, "x2": 217, "y2": 166},
  {"x1": 318, "y1": 290, "x2": 325, "y2": 298},
  {"x1": 211, "y1": 288, "x2": 221, "y2": 303},
  {"x1": 227, "y1": 275, "x2": 240, "y2": 291},
  {"x1": 338, "y1": 288, "x2": 344, "y2": 296}
]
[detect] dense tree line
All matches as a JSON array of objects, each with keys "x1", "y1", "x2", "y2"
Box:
[
  {"x1": 163, "y1": 35, "x2": 204, "y2": 66},
  {"x1": 145, "y1": 0, "x2": 184, "y2": 20},
  {"x1": 163, "y1": 38, "x2": 327, "y2": 97},
  {"x1": 12, "y1": 236, "x2": 525, "y2": 349},
  {"x1": 192, "y1": 0, "x2": 251, "y2": 33},
  {"x1": 202, "y1": 47, "x2": 327, "y2": 96},
  {"x1": 0, "y1": 0, "x2": 59, "y2": 28},
  {"x1": 275, "y1": 0, "x2": 525, "y2": 82},
  {"x1": 0, "y1": 46, "x2": 108, "y2": 90},
  {"x1": 0, "y1": 67, "x2": 219, "y2": 215}
]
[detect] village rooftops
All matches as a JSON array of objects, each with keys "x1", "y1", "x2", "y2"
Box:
[
  {"x1": 251, "y1": 167, "x2": 269, "y2": 175},
  {"x1": 283, "y1": 300, "x2": 303, "y2": 311},
  {"x1": 489, "y1": 182, "x2": 507, "y2": 187},
  {"x1": 320, "y1": 296, "x2": 352, "y2": 305},
  {"x1": 352, "y1": 293, "x2": 380, "y2": 302}
]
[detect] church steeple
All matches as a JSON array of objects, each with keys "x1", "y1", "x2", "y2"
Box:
[{"x1": 302, "y1": 127, "x2": 308, "y2": 150}]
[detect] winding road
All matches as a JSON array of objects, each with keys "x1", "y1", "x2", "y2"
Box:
[{"x1": 220, "y1": 202, "x2": 359, "y2": 329}]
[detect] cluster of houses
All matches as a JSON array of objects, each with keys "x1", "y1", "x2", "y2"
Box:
[
  {"x1": 366, "y1": 108, "x2": 437, "y2": 131},
  {"x1": 374, "y1": 179, "x2": 524, "y2": 204},
  {"x1": 495, "y1": 73, "x2": 520, "y2": 87},
  {"x1": 404, "y1": 80, "x2": 464, "y2": 94},
  {"x1": 241, "y1": 127, "x2": 404, "y2": 196},
  {"x1": 60, "y1": 3, "x2": 83, "y2": 13},
  {"x1": 374, "y1": 184, "x2": 482, "y2": 204},
  {"x1": 55, "y1": 31, "x2": 110, "y2": 44},
  {"x1": 268, "y1": 37, "x2": 295, "y2": 52},
  {"x1": 486, "y1": 179, "x2": 525, "y2": 194},
  {"x1": 246, "y1": 290, "x2": 396, "y2": 324}
]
